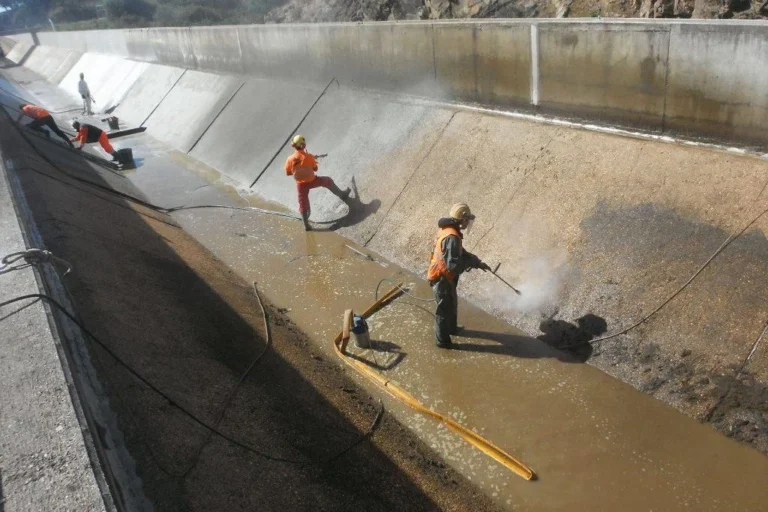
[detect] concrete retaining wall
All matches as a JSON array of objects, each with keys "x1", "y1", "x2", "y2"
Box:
[
  {"x1": 4, "y1": 19, "x2": 768, "y2": 459},
  {"x1": 22, "y1": 45, "x2": 83, "y2": 84},
  {"x1": 537, "y1": 22, "x2": 669, "y2": 130},
  {"x1": 665, "y1": 23, "x2": 768, "y2": 148},
  {"x1": 10, "y1": 20, "x2": 768, "y2": 148},
  {"x1": 0, "y1": 36, "x2": 17, "y2": 55},
  {"x1": 5, "y1": 39, "x2": 33, "y2": 64},
  {"x1": 59, "y1": 53, "x2": 149, "y2": 112},
  {"x1": 142, "y1": 70, "x2": 244, "y2": 152},
  {"x1": 13, "y1": 20, "x2": 768, "y2": 149},
  {"x1": 112, "y1": 64, "x2": 186, "y2": 127}
]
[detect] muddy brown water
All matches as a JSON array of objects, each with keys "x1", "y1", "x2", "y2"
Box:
[
  {"x1": 3, "y1": 68, "x2": 767, "y2": 508},
  {"x1": 114, "y1": 135, "x2": 768, "y2": 510}
]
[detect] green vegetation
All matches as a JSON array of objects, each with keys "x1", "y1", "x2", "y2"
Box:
[{"x1": 0, "y1": 0, "x2": 289, "y2": 31}]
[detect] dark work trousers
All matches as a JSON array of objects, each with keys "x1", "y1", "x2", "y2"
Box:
[
  {"x1": 432, "y1": 277, "x2": 458, "y2": 346},
  {"x1": 28, "y1": 115, "x2": 73, "y2": 147}
]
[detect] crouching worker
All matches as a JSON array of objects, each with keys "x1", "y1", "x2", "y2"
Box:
[
  {"x1": 71, "y1": 121, "x2": 118, "y2": 160},
  {"x1": 284, "y1": 135, "x2": 351, "y2": 231},
  {"x1": 427, "y1": 203, "x2": 491, "y2": 349},
  {"x1": 20, "y1": 104, "x2": 74, "y2": 148}
]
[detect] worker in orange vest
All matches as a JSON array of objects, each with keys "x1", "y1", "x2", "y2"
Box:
[
  {"x1": 284, "y1": 134, "x2": 350, "y2": 231},
  {"x1": 20, "y1": 103, "x2": 74, "y2": 148},
  {"x1": 71, "y1": 121, "x2": 119, "y2": 160},
  {"x1": 427, "y1": 203, "x2": 491, "y2": 348}
]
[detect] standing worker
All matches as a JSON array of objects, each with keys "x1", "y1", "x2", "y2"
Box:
[
  {"x1": 71, "y1": 121, "x2": 119, "y2": 160},
  {"x1": 78, "y1": 73, "x2": 94, "y2": 116},
  {"x1": 427, "y1": 203, "x2": 491, "y2": 349},
  {"x1": 284, "y1": 135, "x2": 351, "y2": 231},
  {"x1": 20, "y1": 103, "x2": 74, "y2": 148}
]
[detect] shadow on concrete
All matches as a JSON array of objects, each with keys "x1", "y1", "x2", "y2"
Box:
[
  {"x1": 0, "y1": 93, "x2": 465, "y2": 511},
  {"x1": 0, "y1": 31, "x2": 38, "y2": 69},
  {"x1": 313, "y1": 177, "x2": 381, "y2": 231},
  {"x1": 347, "y1": 339, "x2": 406, "y2": 371},
  {"x1": 130, "y1": 157, "x2": 144, "y2": 169},
  {"x1": 536, "y1": 314, "x2": 608, "y2": 362},
  {"x1": 454, "y1": 329, "x2": 581, "y2": 362}
]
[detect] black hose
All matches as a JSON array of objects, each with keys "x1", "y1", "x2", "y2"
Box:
[
  {"x1": 560, "y1": 203, "x2": 768, "y2": 348},
  {"x1": 374, "y1": 278, "x2": 435, "y2": 303},
  {"x1": 149, "y1": 282, "x2": 278, "y2": 477},
  {"x1": 0, "y1": 293, "x2": 305, "y2": 463},
  {"x1": 0, "y1": 290, "x2": 387, "y2": 469}
]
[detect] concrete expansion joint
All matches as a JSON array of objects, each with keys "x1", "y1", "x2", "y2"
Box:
[
  {"x1": 470, "y1": 134, "x2": 555, "y2": 252},
  {"x1": 5, "y1": 27, "x2": 768, "y2": 507},
  {"x1": 364, "y1": 110, "x2": 458, "y2": 247}
]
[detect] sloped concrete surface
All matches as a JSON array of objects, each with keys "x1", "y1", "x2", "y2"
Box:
[
  {"x1": 19, "y1": 45, "x2": 82, "y2": 84},
  {"x1": 59, "y1": 52, "x2": 149, "y2": 113},
  {"x1": 112, "y1": 63, "x2": 185, "y2": 127},
  {"x1": 143, "y1": 69, "x2": 243, "y2": 152},
  {"x1": 190, "y1": 77, "x2": 322, "y2": 185},
  {"x1": 252, "y1": 87, "x2": 456, "y2": 241},
  {"x1": 125, "y1": 146, "x2": 768, "y2": 511},
  {"x1": 5, "y1": 35, "x2": 768, "y2": 509}
]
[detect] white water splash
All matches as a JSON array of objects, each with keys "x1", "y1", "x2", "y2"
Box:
[{"x1": 489, "y1": 253, "x2": 569, "y2": 314}]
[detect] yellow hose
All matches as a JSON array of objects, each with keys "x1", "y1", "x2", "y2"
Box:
[{"x1": 334, "y1": 285, "x2": 536, "y2": 481}]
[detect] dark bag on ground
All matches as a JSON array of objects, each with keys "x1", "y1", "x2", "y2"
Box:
[{"x1": 115, "y1": 148, "x2": 134, "y2": 169}]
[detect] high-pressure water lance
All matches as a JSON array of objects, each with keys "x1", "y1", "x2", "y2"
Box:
[{"x1": 490, "y1": 263, "x2": 522, "y2": 295}]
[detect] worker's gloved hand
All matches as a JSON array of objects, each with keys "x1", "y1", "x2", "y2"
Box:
[{"x1": 478, "y1": 262, "x2": 492, "y2": 272}]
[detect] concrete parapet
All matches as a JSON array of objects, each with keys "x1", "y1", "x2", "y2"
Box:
[
  {"x1": 536, "y1": 21, "x2": 669, "y2": 131},
  {"x1": 12, "y1": 20, "x2": 768, "y2": 148},
  {"x1": 665, "y1": 23, "x2": 768, "y2": 148}
]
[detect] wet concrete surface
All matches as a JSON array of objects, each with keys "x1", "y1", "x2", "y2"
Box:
[
  {"x1": 0, "y1": 147, "x2": 106, "y2": 511},
  {"x1": 5, "y1": 65, "x2": 768, "y2": 509},
  {"x1": 7, "y1": 56, "x2": 768, "y2": 466},
  {"x1": 0, "y1": 97, "x2": 499, "y2": 511},
  {"x1": 116, "y1": 130, "x2": 768, "y2": 510}
]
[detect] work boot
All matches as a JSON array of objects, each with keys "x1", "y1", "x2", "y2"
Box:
[
  {"x1": 301, "y1": 211, "x2": 312, "y2": 231},
  {"x1": 436, "y1": 340, "x2": 453, "y2": 349},
  {"x1": 328, "y1": 183, "x2": 352, "y2": 204}
]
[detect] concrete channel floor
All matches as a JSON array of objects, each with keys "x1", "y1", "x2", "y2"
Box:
[
  {"x1": 131, "y1": 139, "x2": 768, "y2": 511},
  {"x1": 4, "y1": 67, "x2": 768, "y2": 510},
  {"x1": 0, "y1": 72, "x2": 500, "y2": 510},
  {"x1": 0, "y1": 145, "x2": 105, "y2": 508}
]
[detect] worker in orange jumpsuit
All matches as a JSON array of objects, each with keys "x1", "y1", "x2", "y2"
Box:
[
  {"x1": 427, "y1": 203, "x2": 491, "y2": 348},
  {"x1": 20, "y1": 104, "x2": 74, "y2": 148},
  {"x1": 284, "y1": 134, "x2": 350, "y2": 231},
  {"x1": 71, "y1": 121, "x2": 118, "y2": 160}
]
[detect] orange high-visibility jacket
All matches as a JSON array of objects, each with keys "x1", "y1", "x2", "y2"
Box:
[
  {"x1": 285, "y1": 149, "x2": 318, "y2": 184},
  {"x1": 73, "y1": 124, "x2": 104, "y2": 144},
  {"x1": 427, "y1": 226, "x2": 461, "y2": 283},
  {"x1": 22, "y1": 105, "x2": 50, "y2": 119}
]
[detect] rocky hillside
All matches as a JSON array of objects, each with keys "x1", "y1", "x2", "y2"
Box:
[{"x1": 265, "y1": 0, "x2": 768, "y2": 22}]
